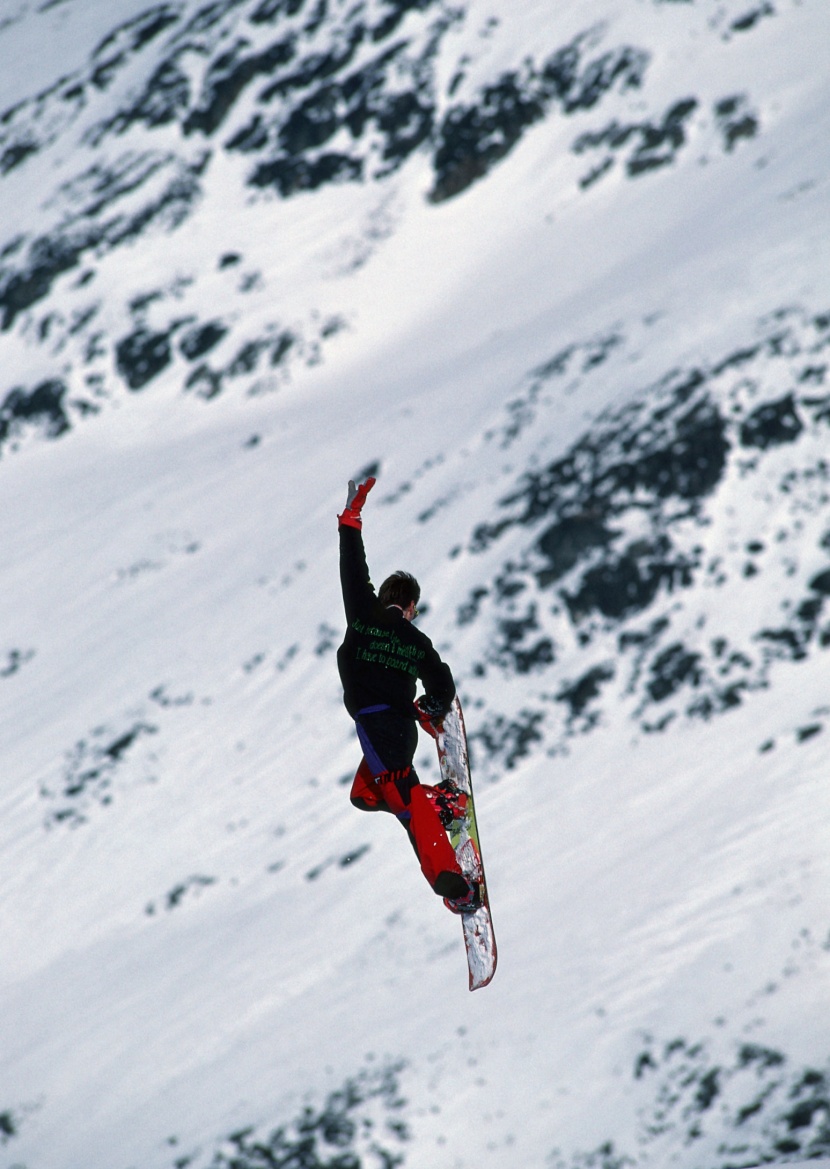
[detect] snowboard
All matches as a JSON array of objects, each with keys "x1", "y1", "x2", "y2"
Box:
[{"x1": 433, "y1": 695, "x2": 497, "y2": 991}]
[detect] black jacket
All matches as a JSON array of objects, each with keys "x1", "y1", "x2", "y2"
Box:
[{"x1": 337, "y1": 524, "x2": 455, "y2": 719}]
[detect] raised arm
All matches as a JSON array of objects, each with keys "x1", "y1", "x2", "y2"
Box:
[{"x1": 338, "y1": 477, "x2": 376, "y2": 623}]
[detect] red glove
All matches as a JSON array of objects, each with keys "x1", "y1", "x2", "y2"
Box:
[
  {"x1": 415, "y1": 696, "x2": 443, "y2": 739},
  {"x1": 338, "y1": 477, "x2": 376, "y2": 529}
]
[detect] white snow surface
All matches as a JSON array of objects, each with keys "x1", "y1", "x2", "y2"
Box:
[{"x1": 0, "y1": 0, "x2": 829, "y2": 1166}]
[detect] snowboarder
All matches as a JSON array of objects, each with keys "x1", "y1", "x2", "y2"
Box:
[{"x1": 337, "y1": 476, "x2": 479, "y2": 912}]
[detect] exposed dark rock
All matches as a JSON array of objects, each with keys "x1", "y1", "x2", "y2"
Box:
[
  {"x1": 354, "y1": 459, "x2": 381, "y2": 482},
  {"x1": 66, "y1": 152, "x2": 175, "y2": 219},
  {"x1": 339, "y1": 843, "x2": 370, "y2": 866},
  {"x1": 540, "y1": 519, "x2": 626, "y2": 589},
  {"x1": 575, "y1": 98, "x2": 698, "y2": 182},
  {"x1": 473, "y1": 384, "x2": 728, "y2": 553},
  {"x1": 180, "y1": 320, "x2": 228, "y2": 360},
  {"x1": 755, "y1": 626, "x2": 808, "y2": 661},
  {"x1": 714, "y1": 93, "x2": 759, "y2": 151},
  {"x1": 90, "y1": 5, "x2": 181, "y2": 91},
  {"x1": 104, "y1": 153, "x2": 209, "y2": 245},
  {"x1": 374, "y1": 89, "x2": 434, "y2": 170},
  {"x1": 429, "y1": 71, "x2": 548, "y2": 202},
  {"x1": 202, "y1": 1060, "x2": 408, "y2": 1169},
  {"x1": 554, "y1": 1035, "x2": 830, "y2": 1169},
  {"x1": 458, "y1": 587, "x2": 489, "y2": 627},
  {"x1": 250, "y1": 0, "x2": 307, "y2": 24},
  {"x1": 222, "y1": 20, "x2": 646, "y2": 204},
  {"x1": 180, "y1": 322, "x2": 302, "y2": 397},
  {"x1": 0, "y1": 139, "x2": 38, "y2": 174},
  {"x1": 0, "y1": 154, "x2": 206, "y2": 329},
  {"x1": 185, "y1": 362, "x2": 224, "y2": 399},
  {"x1": 0, "y1": 232, "x2": 89, "y2": 330},
  {"x1": 626, "y1": 98, "x2": 698, "y2": 175},
  {"x1": 98, "y1": 57, "x2": 192, "y2": 135},
  {"x1": 796, "y1": 722, "x2": 823, "y2": 743},
  {"x1": 227, "y1": 338, "x2": 268, "y2": 375},
  {"x1": 646, "y1": 642, "x2": 703, "y2": 703},
  {"x1": 711, "y1": 344, "x2": 761, "y2": 375},
  {"x1": 556, "y1": 663, "x2": 615, "y2": 719},
  {"x1": 0, "y1": 379, "x2": 69, "y2": 449},
  {"x1": 495, "y1": 605, "x2": 556, "y2": 673},
  {"x1": 372, "y1": 0, "x2": 437, "y2": 41},
  {"x1": 797, "y1": 595, "x2": 824, "y2": 624},
  {"x1": 42, "y1": 720, "x2": 159, "y2": 828},
  {"x1": 0, "y1": 649, "x2": 35, "y2": 678},
  {"x1": 430, "y1": 40, "x2": 648, "y2": 201},
  {"x1": 115, "y1": 326, "x2": 174, "y2": 390},
  {"x1": 269, "y1": 329, "x2": 297, "y2": 364},
  {"x1": 250, "y1": 149, "x2": 362, "y2": 195},
  {"x1": 279, "y1": 80, "x2": 352, "y2": 156},
  {"x1": 470, "y1": 709, "x2": 545, "y2": 772},
  {"x1": 146, "y1": 874, "x2": 218, "y2": 914},
  {"x1": 740, "y1": 393, "x2": 804, "y2": 448},
  {"x1": 236, "y1": 21, "x2": 437, "y2": 192},
  {"x1": 460, "y1": 310, "x2": 830, "y2": 759},
  {"x1": 730, "y1": 3, "x2": 775, "y2": 34},
  {"x1": 576, "y1": 88, "x2": 758, "y2": 188},
  {"x1": 564, "y1": 46, "x2": 649, "y2": 113},
  {"x1": 184, "y1": 36, "x2": 297, "y2": 138},
  {"x1": 564, "y1": 543, "x2": 696, "y2": 621},
  {"x1": 809, "y1": 568, "x2": 830, "y2": 595},
  {"x1": 226, "y1": 113, "x2": 270, "y2": 152},
  {"x1": 0, "y1": 1109, "x2": 16, "y2": 1142},
  {"x1": 179, "y1": 0, "x2": 250, "y2": 38}
]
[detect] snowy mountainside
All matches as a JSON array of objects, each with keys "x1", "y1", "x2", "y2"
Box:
[
  {"x1": 451, "y1": 306, "x2": 830, "y2": 772},
  {"x1": 0, "y1": 0, "x2": 800, "y2": 443},
  {"x1": 1, "y1": 0, "x2": 830, "y2": 1167}
]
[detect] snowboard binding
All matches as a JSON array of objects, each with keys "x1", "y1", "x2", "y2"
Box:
[{"x1": 424, "y1": 781, "x2": 468, "y2": 828}]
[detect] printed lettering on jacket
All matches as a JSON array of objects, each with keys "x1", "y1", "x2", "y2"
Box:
[{"x1": 350, "y1": 617, "x2": 425, "y2": 677}]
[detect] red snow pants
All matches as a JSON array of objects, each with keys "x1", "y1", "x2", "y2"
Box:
[{"x1": 349, "y1": 707, "x2": 463, "y2": 892}]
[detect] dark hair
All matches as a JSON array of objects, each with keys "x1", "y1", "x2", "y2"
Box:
[{"x1": 378, "y1": 571, "x2": 420, "y2": 609}]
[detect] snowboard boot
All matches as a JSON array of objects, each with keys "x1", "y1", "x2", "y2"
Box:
[
  {"x1": 443, "y1": 879, "x2": 482, "y2": 916},
  {"x1": 434, "y1": 870, "x2": 481, "y2": 914},
  {"x1": 433, "y1": 869, "x2": 469, "y2": 900}
]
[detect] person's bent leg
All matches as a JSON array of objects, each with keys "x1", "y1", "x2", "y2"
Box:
[
  {"x1": 354, "y1": 708, "x2": 470, "y2": 899},
  {"x1": 377, "y1": 771, "x2": 467, "y2": 896},
  {"x1": 349, "y1": 756, "x2": 390, "y2": 812},
  {"x1": 407, "y1": 785, "x2": 467, "y2": 895}
]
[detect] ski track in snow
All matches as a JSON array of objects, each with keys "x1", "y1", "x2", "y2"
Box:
[{"x1": 0, "y1": 0, "x2": 829, "y2": 1166}]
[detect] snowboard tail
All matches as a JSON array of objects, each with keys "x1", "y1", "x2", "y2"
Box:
[{"x1": 434, "y1": 696, "x2": 497, "y2": 991}]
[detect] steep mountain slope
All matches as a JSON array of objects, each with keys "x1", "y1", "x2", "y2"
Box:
[{"x1": 0, "y1": 0, "x2": 829, "y2": 1167}]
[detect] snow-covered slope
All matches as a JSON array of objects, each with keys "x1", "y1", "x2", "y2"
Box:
[{"x1": 1, "y1": 0, "x2": 829, "y2": 1166}]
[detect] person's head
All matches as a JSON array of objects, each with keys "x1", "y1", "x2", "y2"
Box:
[{"x1": 379, "y1": 570, "x2": 420, "y2": 619}]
